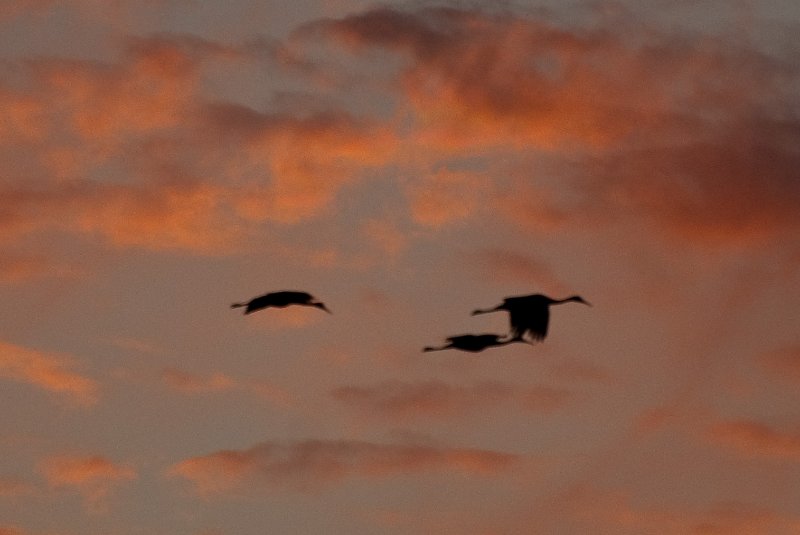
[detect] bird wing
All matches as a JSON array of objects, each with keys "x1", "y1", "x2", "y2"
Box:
[
  {"x1": 276, "y1": 291, "x2": 314, "y2": 303},
  {"x1": 510, "y1": 305, "x2": 549, "y2": 341}
]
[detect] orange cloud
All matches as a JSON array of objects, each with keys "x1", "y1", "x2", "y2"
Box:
[
  {"x1": 406, "y1": 168, "x2": 491, "y2": 227},
  {"x1": 160, "y1": 366, "x2": 295, "y2": 407},
  {"x1": 0, "y1": 476, "x2": 34, "y2": 497},
  {"x1": 169, "y1": 439, "x2": 518, "y2": 495},
  {"x1": 1, "y1": 41, "x2": 397, "y2": 255},
  {"x1": 563, "y1": 486, "x2": 800, "y2": 535},
  {"x1": 162, "y1": 368, "x2": 236, "y2": 394},
  {"x1": 38, "y1": 454, "x2": 136, "y2": 512},
  {"x1": 709, "y1": 420, "x2": 800, "y2": 460},
  {"x1": 299, "y1": 6, "x2": 800, "y2": 247},
  {"x1": 0, "y1": 254, "x2": 55, "y2": 283},
  {"x1": 203, "y1": 104, "x2": 397, "y2": 224},
  {"x1": 464, "y1": 248, "x2": 567, "y2": 293},
  {"x1": 332, "y1": 380, "x2": 571, "y2": 420},
  {"x1": 33, "y1": 34, "x2": 237, "y2": 143},
  {"x1": 0, "y1": 341, "x2": 98, "y2": 406}
]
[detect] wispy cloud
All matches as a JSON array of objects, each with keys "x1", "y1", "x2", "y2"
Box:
[
  {"x1": 560, "y1": 486, "x2": 800, "y2": 534},
  {"x1": 168, "y1": 439, "x2": 518, "y2": 495},
  {"x1": 0, "y1": 476, "x2": 35, "y2": 497},
  {"x1": 709, "y1": 419, "x2": 800, "y2": 461},
  {"x1": 332, "y1": 380, "x2": 572, "y2": 420},
  {"x1": 465, "y1": 248, "x2": 567, "y2": 293},
  {"x1": 161, "y1": 366, "x2": 295, "y2": 407},
  {"x1": 162, "y1": 368, "x2": 236, "y2": 394},
  {"x1": 38, "y1": 454, "x2": 136, "y2": 512},
  {"x1": 0, "y1": 341, "x2": 98, "y2": 406}
]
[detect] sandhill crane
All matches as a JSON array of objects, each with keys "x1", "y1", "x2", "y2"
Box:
[
  {"x1": 231, "y1": 291, "x2": 331, "y2": 315},
  {"x1": 423, "y1": 333, "x2": 531, "y2": 353},
  {"x1": 472, "y1": 294, "x2": 590, "y2": 342}
]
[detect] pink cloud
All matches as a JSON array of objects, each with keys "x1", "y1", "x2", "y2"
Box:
[
  {"x1": 709, "y1": 420, "x2": 800, "y2": 460},
  {"x1": 332, "y1": 380, "x2": 571, "y2": 420},
  {"x1": 563, "y1": 486, "x2": 800, "y2": 534},
  {"x1": 160, "y1": 367, "x2": 295, "y2": 407},
  {"x1": 299, "y1": 6, "x2": 800, "y2": 247},
  {"x1": 406, "y1": 168, "x2": 491, "y2": 227},
  {"x1": 0, "y1": 476, "x2": 34, "y2": 497},
  {"x1": 465, "y1": 248, "x2": 568, "y2": 293},
  {"x1": 38, "y1": 454, "x2": 136, "y2": 512},
  {"x1": 0, "y1": 341, "x2": 98, "y2": 406},
  {"x1": 1, "y1": 44, "x2": 397, "y2": 255},
  {"x1": 168, "y1": 439, "x2": 519, "y2": 495},
  {"x1": 203, "y1": 105, "x2": 397, "y2": 224},
  {"x1": 162, "y1": 368, "x2": 236, "y2": 394}
]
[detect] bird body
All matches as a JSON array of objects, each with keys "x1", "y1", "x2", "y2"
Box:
[
  {"x1": 472, "y1": 293, "x2": 590, "y2": 342},
  {"x1": 231, "y1": 290, "x2": 331, "y2": 315},
  {"x1": 423, "y1": 333, "x2": 530, "y2": 353}
]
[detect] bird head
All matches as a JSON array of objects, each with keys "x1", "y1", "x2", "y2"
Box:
[
  {"x1": 314, "y1": 302, "x2": 332, "y2": 313},
  {"x1": 570, "y1": 295, "x2": 591, "y2": 306}
]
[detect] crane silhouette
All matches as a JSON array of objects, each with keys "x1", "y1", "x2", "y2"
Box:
[
  {"x1": 472, "y1": 294, "x2": 590, "y2": 342},
  {"x1": 231, "y1": 291, "x2": 331, "y2": 315},
  {"x1": 423, "y1": 333, "x2": 531, "y2": 353}
]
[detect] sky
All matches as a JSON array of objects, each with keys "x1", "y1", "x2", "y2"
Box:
[{"x1": 0, "y1": 0, "x2": 799, "y2": 533}]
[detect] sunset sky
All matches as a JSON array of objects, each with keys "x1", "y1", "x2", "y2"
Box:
[{"x1": 1, "y1": 1, "x2": 799, "y2": 533}]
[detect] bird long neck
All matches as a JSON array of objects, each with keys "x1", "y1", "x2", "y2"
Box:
[{"x1": 553, "y1": 295, "x2": 582, "y2": 305}]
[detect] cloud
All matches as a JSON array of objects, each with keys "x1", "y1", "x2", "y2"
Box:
[
  {"x1": 588, "y1": 133, "x2": 800, "y2": 246},
  {"x1": 0, "y1": 254, "x2": 76, "y2": 283},
  {"x1": 160, "y1": 367, "x2": 294, "y2": 406},
  {"x1": 162, "y1": 368, "x2": 236, "y2": 394},
  {"x1": 0, "y1": 32, "x2": 398, "y2": 257},
  {"x1": 0, "y1": 341, "x2": 98, "y2": 406},
  {"x1": 406, "y1": 168, "x2": 491, "y2": 228},
  {"x1": 562, "y1": 486, "x2": 800, "y2": 535},
  {"x1": 0, "y1": 476, "x2": 34, "y2": 497},
  {"x1": 331, "y1": 380, "x2": 571, "y2": 420},
  {"x1": 465, "y1": 248, "x2": 567, "y2": 292},
  {"x1": 4, "y1": 4, "x2": 797, "y2": 265},
  {"x1": 38, "y1": 454, "x2": 136, "y2": 512},
  {"x1": 298, "y1": 6, "x2": 800, "y2": 246},
  {"x1": 301, "y1": 6, "x2": 666, "y2": 149},
  {"x1": 708, "y1": 420, "x2": 800, "y2": 460},
  {"x1": 168, "y1": 439, "x2": 519, "y2": 495},
  {"x1": 202, "y1": 104, "x2": 397, "y2": 224}
]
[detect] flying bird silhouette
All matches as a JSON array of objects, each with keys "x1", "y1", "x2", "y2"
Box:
[
  {"x1": 472, "y1": 294, "x2": 590, "y2": 342},
  {"x1": 231, "y1": 291, "x2": 331, "y2": 315},
  {"x1": 423, "y1": 333, "x2": 531, "y2": 353}
]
